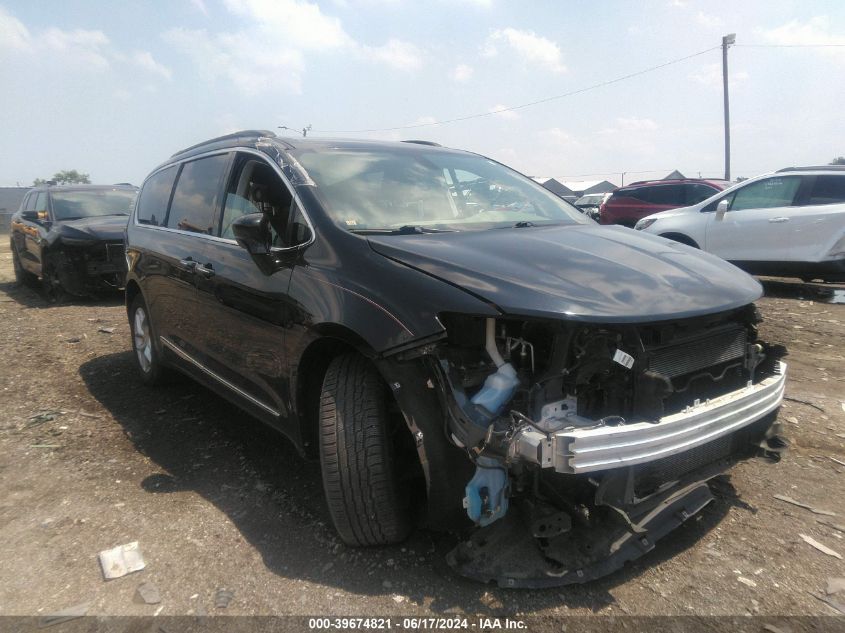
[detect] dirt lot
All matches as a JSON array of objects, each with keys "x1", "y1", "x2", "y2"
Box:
[{"x1": 0, "y1": 240, "x2": 843, "y2": 621}]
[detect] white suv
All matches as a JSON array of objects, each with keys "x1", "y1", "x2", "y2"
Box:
[{"x1": 635, "y1": 167, "x2": 845, "y2": 282}]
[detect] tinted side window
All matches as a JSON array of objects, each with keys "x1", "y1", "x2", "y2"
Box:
[
  {"x1": 686, "y1": 184, "x2": 718, "y2": 205},
  {"x1": 35, "y1": 192, "x2": 48, "y2": 211},
  {"x1": 23, "y1": 193, "x2": 36, "y2": 211},
  {"x1": 166, "y1": 154, "x2": 229, "y2": 234},
  {"x1": 646, "y1": 185, "x2": 684, "y2": 205},
  {"x1": 613, "y1": 187, "x2": 641, "y2": 201},
  {"x1": 807, "y1": 175, "x2": 845, "y2": 206},
  {"x1": 137, "y1": 166, "x2": 177, "y2": 226},
  {"x1": 729, "y1": 176, "x2": 801, "y2": 211}
]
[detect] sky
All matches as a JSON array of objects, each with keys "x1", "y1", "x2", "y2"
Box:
[{"x1": 1, "y1": 0, "x2": 844, "y2": 188}]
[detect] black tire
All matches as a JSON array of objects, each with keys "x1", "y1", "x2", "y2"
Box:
[
  {"x1": 41, "y1": 260, "x2": 67, "y2": 303},
  {"x1": 11, "y1": 245, "x2": 37, "y2": 287},
  {"x1": 319, "y1": 353, "x2": 412, "y2": 546},
  {"x1": 128, "y1": 294, "x2": 168, "y2": 386}
]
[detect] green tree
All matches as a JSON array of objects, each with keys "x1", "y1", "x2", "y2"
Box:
[
  {"x1": 830, "y1": 157, "x2": 845, "y2": 165},
  {"x1": 33, "y1": 169, "x2": 91, "y2": 186}
]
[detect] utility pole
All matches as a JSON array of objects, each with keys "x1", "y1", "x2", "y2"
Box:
[{"x1": 722, "y1": 33, "x2": 736, "y2": 181}]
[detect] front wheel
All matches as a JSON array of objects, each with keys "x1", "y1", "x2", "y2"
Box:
[
  {"x1": 11, "y1": 245, "x2": 37, "y2": 287},
  {"x1": 41, "y1": 261, "x2": 67, "y2": 303},
  {"x1": 129, "y1": 295, "x2": 168, "y2": 385},
  {"x1": 319, "y1": 353, "x2": 412, "y2": 546}
]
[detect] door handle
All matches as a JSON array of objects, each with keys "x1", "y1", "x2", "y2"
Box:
[
  {"x1": 768, "y1": 217, "x2": 789, "y2": 223},
  {"x1": 179, "y1": 257, "x2": 197, "y2": 270},
  {"x1": 195, "y1": 262, "x2": 215, "y2": 278}
]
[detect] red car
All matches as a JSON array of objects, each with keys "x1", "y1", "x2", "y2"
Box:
[{"x1": 599, "y1": 178, "x2": 729, "y2": 227}]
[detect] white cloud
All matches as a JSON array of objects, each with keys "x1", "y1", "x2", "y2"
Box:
[
  {"x1": 543, "y1": 127, "x2": 572, "y2": 143},
  {"x1": 759, "y1": 15, "x2": 845, "y2": 49},
  {"x1": 165, "y1": 27, "x2": 305, "y2": 94},
  {"x1": 451, "y1": 63, "x2": 473, "y2": 82},
  {"x1": 189, "y1": 0, "x2": 209, "y2": 15},
  {"x1": 41, "y1": 27, "x2": 111, "y2": 69},
  {"x1": 616, "y1": 116, "x2": 658, "y2": 131},
  {"x1": 362, "y1": 39, "x2": 423, "y2": 71},
  {"x1": 485, "y1": 28, "x2": 566, "y2": 73},
  {"x1": 223, "y1": 0, "x2": 352, "y2": 50},
  {"x1": 132, "y1": 51, "x2": 172, "y2": 80},
  {"x1": 0, "y1": 7, "x2": 177, "y2": 81},
  {"x1": 695, "y1": 11, "x2": 722, "y2": 28},
  {"x1": 689, "y1": 63, "x2": 748, "y2": 89},
  {"x1": 599, "y1": 117, "x2": 658, "y2": 135},
  {"x1": 489, "y1": 105, "x2": 519, "y2": 120},
  {"x1": 166, "y1": 0, "x2": 424, "y2": 95},
  {"x1": 0, "y1": 6, "x2": 31, "y2": 51}
]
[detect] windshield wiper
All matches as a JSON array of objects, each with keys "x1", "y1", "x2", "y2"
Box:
[
  {"x1": 350, "y1": 225, "x2": 454, "y2": 235},
  {"x1": 492, "y1": 220, "x2": 537, "y2": 229}
]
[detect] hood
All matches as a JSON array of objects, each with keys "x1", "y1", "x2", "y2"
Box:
[
  {"x1": 51, "y1": 215, "x2": 129, "y2": 244},
  {"x1": 367, "y1": 224, "x2": 762, "y2": 323}
]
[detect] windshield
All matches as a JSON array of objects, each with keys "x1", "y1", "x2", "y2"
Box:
[
  {"x1": 51, "y1": 189, "x2": 137, "y2": 221},
  {"x1": 292, "y1": 148, "x2": 589, "y2": 232}
]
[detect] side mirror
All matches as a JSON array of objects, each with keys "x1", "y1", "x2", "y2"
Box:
[
  {"x1": 22, "y1": 210, "x2": 47, "y2": 222},
  {"x1": 232, "y1": 213, "x2": 271, "y2": 256},
  {"x1": 715, "y1": 199, "x2": 729, "y2": 221}
]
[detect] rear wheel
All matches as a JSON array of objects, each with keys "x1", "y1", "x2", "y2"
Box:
[
  {"x1": 319, "y1": 353, "x2": 412, "y2": 546},
  {"x1": 129, "y1": 294, "x2": 168, "y2": 385}
]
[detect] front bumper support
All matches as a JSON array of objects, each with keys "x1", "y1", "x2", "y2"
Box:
[{"x1": 513, "y1": 362, "x2": 786, "y2": 474}]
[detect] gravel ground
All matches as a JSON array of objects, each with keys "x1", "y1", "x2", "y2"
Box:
[{"x1": 0, "y1": 240, "x2": 843, "y2": 621}]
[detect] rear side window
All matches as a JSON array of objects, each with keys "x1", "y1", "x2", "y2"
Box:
[
  {"x1": 612, "y1": 187, "x2": 640, "y2": 201},
  {"x1": 646, "y1": 185, "x2": 685, "y2": 205},
  {"x1": 137, "y1": 166, "x2": 177, "y2": 226},
  {"x1": 807, "y1": 175, "x2": 845, "y2": 205},
  {"x1": 686, "y1": 184, "x2": 718, "y2": 205},
  {"x1": 729, "y1": 176, "x2": 801, "y2": 211},
  {"x1": 166, "y1": 154, "x2": 229, "y2": 234}
]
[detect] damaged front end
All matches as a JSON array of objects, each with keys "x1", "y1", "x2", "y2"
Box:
[
  {"x1": 44, "y1": 238, "x2": 128, "y2": 297},
  {"x1": 427, "y1": 306, "x2": 786, "y2": 587}
]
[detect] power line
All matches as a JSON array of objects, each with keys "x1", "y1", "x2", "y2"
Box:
[
  {"x1": 314, "y1": 45, "x2": 720, "y2": 134},
  {"x1": 736, "y1": 43, "x2": 845, "y2": 48}
]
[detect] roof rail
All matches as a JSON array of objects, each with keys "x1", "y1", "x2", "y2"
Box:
[
  {"x1": 171, "y1": 129, "x2": 277, "y2": 158},
  {"x1": 777, "y1": 165, "x2": 845, "y2": 173},
  {"x1": 401, "y1": 140, "x2": 441, "y2": 147}
]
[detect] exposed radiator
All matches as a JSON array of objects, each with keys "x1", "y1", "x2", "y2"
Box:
[{"x1": 647, "y1": 326, "x2": 747, "y2": 378}]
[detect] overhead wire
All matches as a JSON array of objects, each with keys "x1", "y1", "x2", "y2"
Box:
[{"x1": 314, "y1": 45, "x2": 721, "y2": 134}]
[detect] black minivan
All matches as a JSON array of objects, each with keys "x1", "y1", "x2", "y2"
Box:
[{"x1": 125, "y1": 131, "x2": 786, "y2": 587}]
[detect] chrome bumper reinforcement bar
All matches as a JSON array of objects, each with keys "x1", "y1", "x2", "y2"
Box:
[{"x1": 514, "y1": 362, "x2": 786, "y2": 474}]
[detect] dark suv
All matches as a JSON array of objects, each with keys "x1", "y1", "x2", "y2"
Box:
[
  {"x1": 10, "y1": 184, "x2": 138, "y2": 299},
  {"x1": 599, "y1": 179, "x2": 728, "y2": 227},
  {"x1": 125, "y1": 131, "x2": 786, "y2": 587}
]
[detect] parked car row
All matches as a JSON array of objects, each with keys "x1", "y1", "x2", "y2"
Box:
[
  {"x1": 598, "y1": 178, "x2": 729, "y2": 227},
  {"x1": 634, "y1": 167, "x2": 845, "y2": 282}
]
